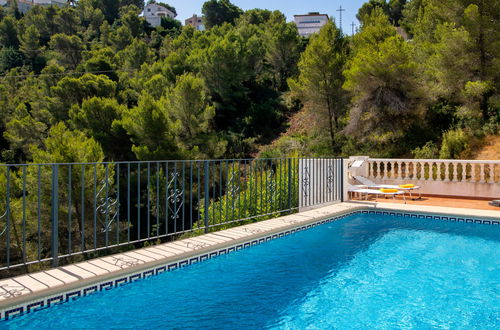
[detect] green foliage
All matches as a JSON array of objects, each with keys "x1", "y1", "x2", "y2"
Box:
[
  {"x1": 120, "y1": 5, "x2": 144, "y2": 38},
  {"x1": 122, "y1": 0, "x2": 145, "y2": 11},
  {"x1": 164, "y1": 73, "x2": 226, "y2": 159},
  {"x1": 4, "y1": 103, "x2": 52, "y2": 158},
  {"x1": 199, "y1": 159, "x2": 299, "y2": 231},
  {"x1": 49, "y1": 33, "x2": 83, "y2": 68},
  {"x1": 0, "y1": 0, "x2": 496, "y2": 166},
  {"x1": 1, "y1": 122, "x2": 120, "y2": 273},
  {"x1": 98, "y1": 0, "x2": 121, "y2": 24},
  {"x1": 289, "y1": 21, "x2": 349, "y2": 153},
  {"x1": 412, "y1": 141, "x2": 439, "y2": 159},
  {"x1": 344, "y1": 10, "x2": 424, "y2": 149},
  {"x1": 0, "y1": 47, "x2": 24, "y2": 73},
  {"x1": 49, "y1": 73, "x2": 117, "y2": 121},
  {"x1": 117, "y1": 38, "x2": 151, "y2": 69},
  {"x1": 19, "y1": 25, "x2": 43, "y2": 64},
  {"x1": 357, "y1": 0, "x2": 407, "y2": 26},
  {"x1": 357, "y1": 0, "x2": 390, "y2": 25},
  {"x1": 160, "y1": 16, "x2": 182, "y2": 33},
  {"x1": 0, "y1": 16, "x2": 19, "y2": 48},
  {"x1": 120, "y1": 92, "x2": 176, "y2": 160},
  {"x1": 264, "y1": 19, "x2": 301, "y2": 91},
  {"x1": 31, "y1": 121, "x2": 105, "y2": 163},
  {"x1": 439, "y1": 128, "x2": 469, "y2": 159},
  {"x1": 55, "y1": 7, "x2": 80, "y2": 35},
  {"x1": 202, "y1": 0, "x2": 243, "y2": 29},
  {"x1": 388, "y1": 0, "x2": 407, "y2": 25},
  {"x1": 69, "y1": 97, "x2": 130, "y2": 159}
]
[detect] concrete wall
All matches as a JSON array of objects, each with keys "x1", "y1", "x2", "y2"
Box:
[{"x1": 371, "y1": 179, "x2": 499, "y2": 199}]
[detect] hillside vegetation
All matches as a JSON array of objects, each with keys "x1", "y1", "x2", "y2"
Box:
[
  {"x1": 470, "y1": 135, "x2": 500, "y2": 159},
  {"x1": 0, "y1": 0, "x2": 497, "y2": 165}
]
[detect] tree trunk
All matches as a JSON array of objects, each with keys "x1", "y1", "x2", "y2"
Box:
[
  {"x1": 477, "y1": 2, "x2": 489, "y2": 120},
  {"x1": 325, "y1": 95, "x2": 336, "y2": 153}
]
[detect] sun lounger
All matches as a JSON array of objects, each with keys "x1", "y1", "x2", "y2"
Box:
[
  {"x1": 347, "y1": 184, "x2": 406, "y2": 204},
  {"x1": 489, "y1": 200, "x2": 500, "y2": 207},
  {"x1": 354, "y1": 176, "x2": 421, "y2": 200}
]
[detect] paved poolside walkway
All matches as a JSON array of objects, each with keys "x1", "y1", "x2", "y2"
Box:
[
  {"x1": 0, "y1": 202, "x2": 498, "y2": 316},
  {"x1": 362, "y1": 195, "x2": 499, "y2": 211}
]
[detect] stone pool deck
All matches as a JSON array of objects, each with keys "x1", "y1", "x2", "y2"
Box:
[{"x1": 0, "y1": 202, "x2": 499, "y2": 318}]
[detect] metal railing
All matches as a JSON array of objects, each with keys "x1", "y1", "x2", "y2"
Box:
[{"x1": 0, "y1": 158, "x2": 343, "y2": 277}]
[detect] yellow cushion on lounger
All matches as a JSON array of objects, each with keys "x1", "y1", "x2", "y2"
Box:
[
  {"x1": 380, "y1": 188, "x2": 399, "y2": 193},
  {"x1": 398, "y1": 184, "x2": 415, "y2": 188}
]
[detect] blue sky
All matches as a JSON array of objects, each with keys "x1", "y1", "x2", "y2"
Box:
[{"x1": 161, "y1": 0, "x2": 367, "y2": 35}]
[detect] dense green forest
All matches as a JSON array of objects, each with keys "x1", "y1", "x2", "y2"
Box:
[{"x1": 0, "y1": 0, "x2": 498, "y2": 165}]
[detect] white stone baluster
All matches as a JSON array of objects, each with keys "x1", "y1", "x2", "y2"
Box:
[
  {"x1": 428, "y1": 162, "x2": 433, "y2": 181},
  {"x1": 419, "y1": 161, "x2": 425, "y2": 180},
  {"x1": 444, "y1": 162, "x2": 450, "y2": 181},
  {"x1": 461, "y1": 162, "x2": 467, "y2": 182},
  {"x1": 383, "y1": 161, "x2": 388, "y2": 180},
  {"x1": 452, "y1": 161, "x2": 458, "y2": 182},
  {"x1": 490, "y1": 163, "x2": 496, "y2": 184},
  {"x1": 470, "y1": 164, "x2": 476, "y2": 183},
  {"x1": 480, "y1": 163, "x2": 486, "y2": 183}
]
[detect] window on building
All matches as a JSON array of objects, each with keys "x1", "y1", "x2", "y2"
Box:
[{"x1": 299, "y1": 20, "x2": 321, "y2": 24}]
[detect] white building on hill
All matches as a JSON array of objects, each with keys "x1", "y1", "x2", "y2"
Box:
[
  {"x1": 0, "y1": 0, "x2": 65, "y2": 13},
  {"x1": 143, "y1": 2, "x2": 176, "y2": 27},
  {"x1": 185, "y1": 14, "x2": 205, "y2": 31},
  {"x1": 33, "y1": 0, "x2": 66, "y2": 5},
  {"x1": 294, "y1": 13, "x2": 329, "y2": 37}
]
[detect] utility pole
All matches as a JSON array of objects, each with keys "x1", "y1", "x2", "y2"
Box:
[
  {"x1": 336, "y1": 5, "x2": 346, "y2": 33},
  {"x1": 351, "y1": 22, "x2": 356, "y2": 35}
]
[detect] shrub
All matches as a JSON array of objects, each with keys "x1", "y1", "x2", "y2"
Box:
[
  {"x1": 412, "y1": 141, "x2": 439, "y2": 159},
  {"x1": 439, "y1": 128, "x2": 468, "y2": 159}
]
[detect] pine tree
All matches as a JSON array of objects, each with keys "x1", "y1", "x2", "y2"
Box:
[{"x1": 289, "y1": 21, "x2": 349, "y2": 153}]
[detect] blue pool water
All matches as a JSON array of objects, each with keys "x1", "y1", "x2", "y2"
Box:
[{"x1": 3, "y1": 213, "x2": 500, "y2": 329}]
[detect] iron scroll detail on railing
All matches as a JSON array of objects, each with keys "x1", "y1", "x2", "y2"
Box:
[
  {"x1": 0, "y1": 209, "x2": 6, "y2": 238},
  {"x1": 95, "y1": 179, "x2": 119, "y2": 233},
  {"x1": 167, "y1": 171, "x2": 184, "y2": 221}
]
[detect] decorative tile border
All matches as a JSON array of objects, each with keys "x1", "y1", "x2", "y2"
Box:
[
  {"x1": 1, "y1": 208, "x2": 498, "y2": 321},
  {"x1": 361, "y1": 209, "x2": 499, "y2": 225}
]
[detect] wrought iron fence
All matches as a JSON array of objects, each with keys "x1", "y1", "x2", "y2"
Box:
[{"x1": 0, "y1": 158, "x2": 343, "y2": 277}]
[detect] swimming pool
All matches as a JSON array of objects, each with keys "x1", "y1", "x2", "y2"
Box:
[{"x1": 2, "y1": 212, "x2": 499, "y2": 329}]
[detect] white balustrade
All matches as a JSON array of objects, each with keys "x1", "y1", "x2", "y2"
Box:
[{"x1": 360, "y1": 158, "x2": 500, "y2": 199}]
